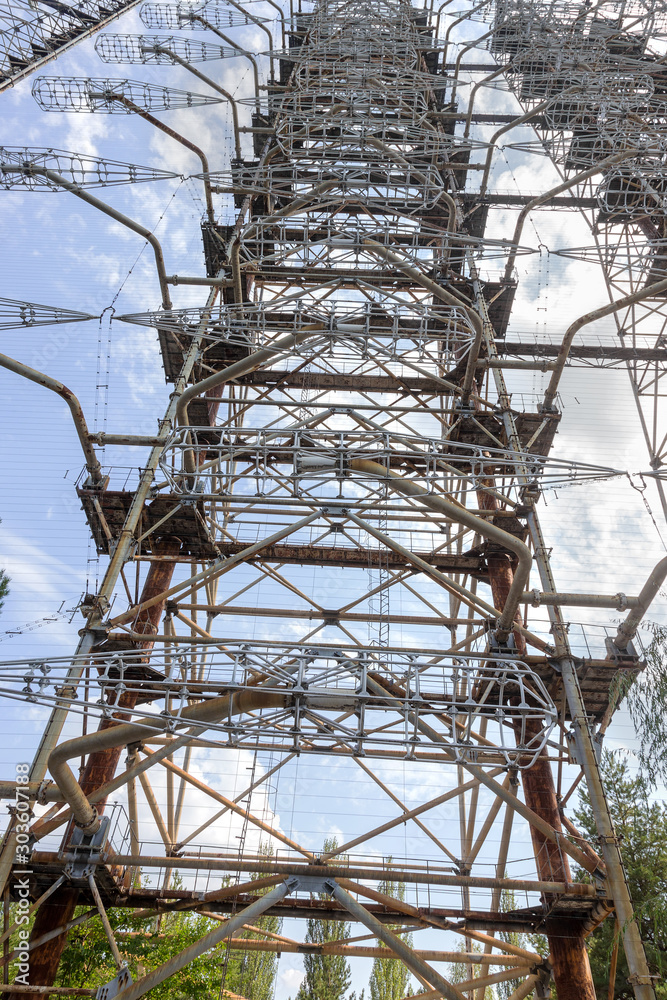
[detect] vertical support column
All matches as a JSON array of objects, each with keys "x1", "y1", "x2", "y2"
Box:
[
  {"x1": 477, "y1": 493, "x2": 596, "y2": 1000},
  {"x1": 559, "y1": 658, "x2": 656, "y2": 1000},
  {"x1": 10, "y1": 537, "x2": 181, "y2": 994},
  {"x1": 525, "y1": 510, "x2": 657, "y2": 1000}
]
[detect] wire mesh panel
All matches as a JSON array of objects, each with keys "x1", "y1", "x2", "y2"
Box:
[
  {"x1": 0, "y1": 146, "x2": 181, "y2": 187},
  {"x1": 139, "y1": 1, "x2": 269, "y2": 30},
  {"x1": 0, "y1": 0, "x2": 140, "y2": 89},
  {"x1": 0, "y1": 646, "x2": 558, "y2": 767},
  {"x1": 95, "y1": 32, "x2": 238, "y2": 63},
  {"x1": 32, "y1": 76, "x2": 225, "y2": 112},
  {"x1": 0, "y1": 297, "x2": 96, "y2": 329}
]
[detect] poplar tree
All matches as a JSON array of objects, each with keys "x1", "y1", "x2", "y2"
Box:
[
  {"x1": 575, "y1": 753, "x2": 667, "y2": 998},
  {"x1": 222, "y1": 842, "x2": 283, "y2": 1000},
  {"x1": 295, "y1": 838, "x2": 353, "y2": 1000},
  {"x1": 624, "y1": 626, "x2": 667, "y2": 784},
  {"x1": 0, "y1": 568, "x2": 8, "y2": 615},
  {"x1": 0, "y1": 518, "x2": 9, "y2": 615},
  {"x1": 368, "y1": 871, "x2": 413, "y2": 1000},
  {"x1": 447, "y1": 941, "x2": 493, "y2": 1000}
]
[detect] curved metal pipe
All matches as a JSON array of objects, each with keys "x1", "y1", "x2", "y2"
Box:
[
  {"x1": 441, "y1": 1, "x2": 492, "y2": 54},
  {"x1": 92, "y1": 92, "x2": 215, "y2": 222},
  {"x1": 0, "y1": 165, "x2": 172, "y2": 309},
  {"x1": 175, "y1": 324, "x2": 326, "y2": 475},
  {"x1": 360, "y1": 239, "x2": 484, "y2": 403},
  {"x1": 48, "y1": 688, "x2": 288, "y2": 835},
  {"x1": 148, "y1": 47, "x2": 242, "y2": 159},
  {"x1": 503, "y1": 147, "x2": 649, "y2": 284},
  {"x1": 462, "y1": 63, "x2": 510, "y2": 138},
  {"x1": 543, "y1": 272, "x2": 667, "y2": 410},
  {"x1": 478, "y1": 94, "x2": 576, "y2": 198},
  {"x1": 214, "y1": 0, "x2": 277, "y2": 80},
  {"x1": 188, "y1": 15, "x2": 261, "y2": 111},
  {"x1": 0, "y1": 353, "x2": 103, "y2": 484},
  {"x1": 347, "y1": 459, "x2": 533, "y2": 642},
  {"x1": 614, "y1": 556, "x2": 667, "y2": 651},
  {"x1": 462, "y1": 0, "x2": 619, "y2": 145},
  {"x1": 450, "y1": 25, "x2": 501, "y2": 104},
  {"x1": 261, "y1": 0, "x2": 286, "y2": 47}
]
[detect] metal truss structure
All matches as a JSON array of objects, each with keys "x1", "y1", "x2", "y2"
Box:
[
  {"x1": 3, "y1": 1, "x2": 667, "y2": 1000},
  {"x1": 0, "y1": 1, "x2": 143, "y2": 93},
  {"x1": 0, "y1": 146, "x2": 183, "y2": 187}
]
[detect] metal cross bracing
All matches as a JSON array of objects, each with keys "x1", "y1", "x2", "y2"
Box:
[
  {"x1": 0, "y1": 1, "x2": 143, "y2": 92},
  {"x1": 463, "y1": 0, "x2": 667, "y2": 513},
  {"x1": 1, "y1": 1, "x2": 667, "y2": 999}
]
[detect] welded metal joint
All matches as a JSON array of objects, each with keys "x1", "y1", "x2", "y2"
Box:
[
  {"x1": 604, "y1": 637, "x2": 640, "y2": 664},
  {"x1": 96, "y1": 965, "x2": 133, "y2": 999},
  {"x1": 64, "y1": 815, "x2": 110, "y2": 878}
]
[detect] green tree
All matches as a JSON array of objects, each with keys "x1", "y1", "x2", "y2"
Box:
[
  {"x1": 368, "y1": 867, "x2": 413, "y2": 1000},
  {"x1": 0, "y1": 518, "x2": 9, "y2": 615},
  {"x1": 575, "y1": 752, "x2": 667, "y2": 998},
  {"x1": 496, "y1": 887, "x2": 548, "y2": 1000},
  {"x1": 497, "y1": 888, "x2": 525, "y2": 1000},
  {"x1": 219, "y1": 842, "x2": 283, "y2": 1000},
  {"x1": 0, "y1": 568, "x2": 8, "y2": 614},
  {"x1": 624, "y1": 626, "x2": 667, "y2": 785},
  {"x1": 53, "y1": 868, "x2": 282, "y2": 1000},
  {"x1": 446, "y1": 941, "x2": 493, "y2": 999},
  {"x1": 56, "y1": 902, "x2": 219, "y2": 998},
  {"x1": 222, "y1": 904, "x2": 282, "y2": 1000},
  {"x1": 295, "y1": 838, "x2": 353, "y2": 1000}
]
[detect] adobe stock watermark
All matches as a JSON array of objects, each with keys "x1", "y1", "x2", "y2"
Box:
[{"x1": 13, "y1": 763, "x2": 32, "y2": 986}]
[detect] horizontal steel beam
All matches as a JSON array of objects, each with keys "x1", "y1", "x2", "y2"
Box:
[
  {"x1": 65, "y1": 853, "x2": 600, "y2": 897},
  {"x1": 478, "y1": 195, "x2": 598, "y2": 208},
  {"x1": 172, "y1": 603, "x2": 470, "y2": 625},
  {"x1": 498, "y1": 343, "x2": 667, "y2": 362},
  {"x1": 233, "y1": 370, "x2": 463, "y2": 393},
  {"x1": 109, "y1": 899, "x2": 577, "y2": 935},
  {"x1": 136, "y1": 541, "x2": 482, "y2": 571},
  {"x1": 120, "y1": 935, "x2": 531, "y2": 967}
]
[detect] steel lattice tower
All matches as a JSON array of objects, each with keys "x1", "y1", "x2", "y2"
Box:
[{"x1": 1, "y1": 1, "x2": 666, "y2": 999}]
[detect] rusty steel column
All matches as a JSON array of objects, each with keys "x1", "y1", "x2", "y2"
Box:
[
  {"x1": 477, "y1": 492, "x2": 595, "y2": 1000},
  {"x1": 12, "y1": 536, "x2": 182, "y2": 994}
]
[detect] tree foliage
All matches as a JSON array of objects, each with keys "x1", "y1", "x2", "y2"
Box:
[
  {"x1": 0, "y1": 568, "x2": 8, "y2": 614},
  {"x1": 496, "y1": 887, "x2": 548, "y2": 1000},
  {"x1": 368, "y1": 869, "x2": 412, "y2": 1000},
  {"x1": 54, "y1": 870, "x2": 282, "y2": 1000},
  {"x1": 295, "y1": 838, "x2": 354, "y2": 1000},
  {"x1": 224, "y1": 908, "x2": 283, "y2": 1000},
  {"x1": 446, "y1": 941, "x2": 493, "y2": 1000},
  {"x1": 0, "y1": 518, "x2": 9, "y2": 615},
  {"x1": 624, "y1": 625, "x2": 667, "y2": 785},
  {"x1": 575, "y1": 752, "x2": 667, "y2": 998}
]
